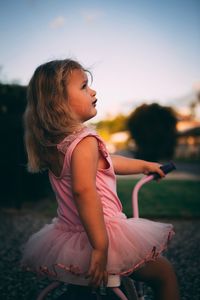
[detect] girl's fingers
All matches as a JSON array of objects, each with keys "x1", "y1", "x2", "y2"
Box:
[
  {"x1": 153, "y1": 164, "x2": 165, "y2": 178},
  {"x1": 103, "y1": 271, "x2": 108, "y2": 286},
  {"x1": 88, "y1": 269, "x2": 107, "y2": 287},
  {"x1": 86, "y1": 261, "x2": 107, "y2": 287},
  {"x1": 88, "y1": 268, "x2": 99, "y2": 286},
  {"x1": 94, "y1": 271, "x2": 107, "y2": 287},
  {"x1": 157, "y1": 168, "x2": 165, "y2": 178}
]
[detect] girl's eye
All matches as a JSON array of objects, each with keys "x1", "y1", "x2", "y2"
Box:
[
  {"x1": 82, "y1": 83, "x2": 87, "y2": 89},
  {"x1": 81, "y1": 81, "x2": 88, "y2": 89}
]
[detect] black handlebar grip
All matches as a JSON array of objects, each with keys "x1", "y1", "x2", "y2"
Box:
[{"x1": 152, "y1": 161, "x2": 176, "y2": 180}]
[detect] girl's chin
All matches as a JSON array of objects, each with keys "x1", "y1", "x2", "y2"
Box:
[
  {"x1": 93, "y1": 109, "x2": 97, "y2": 118},
  {"x1": 90, "y1": 108, "x2": 97, "y2": 117},
  {"x1": 82, "y1": 112, "x2": 97, "y2": 122}
]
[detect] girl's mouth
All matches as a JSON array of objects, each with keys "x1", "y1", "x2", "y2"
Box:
[{"x1": 92, "y1": 99, "x2": 97, "y2": 107}]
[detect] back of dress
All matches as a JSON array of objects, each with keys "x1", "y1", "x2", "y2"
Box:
[{"x1": 48, "y1": 126, "x2": 123, "y2": 227}]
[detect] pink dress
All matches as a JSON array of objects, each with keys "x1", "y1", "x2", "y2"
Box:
[{"x1": 21, "y1": 127, "x2": 174, "y2": 285}]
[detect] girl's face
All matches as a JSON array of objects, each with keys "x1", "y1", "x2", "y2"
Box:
[{"x1": 67, "y1": 68, "x2": 97, "y2": 123}]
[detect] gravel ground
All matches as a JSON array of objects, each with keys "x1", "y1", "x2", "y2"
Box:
[{"x1": 0, "y1": 210, "x2": 200, "y2": 300}]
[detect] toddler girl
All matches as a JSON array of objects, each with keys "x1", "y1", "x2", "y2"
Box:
[{"x1": 21, "y1": 59, "x2": 179, "y2": 300}]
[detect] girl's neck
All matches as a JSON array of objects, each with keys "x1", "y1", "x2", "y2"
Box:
[
  {"x1": 56, "y1": 123, "x2": 86, "y2": 144},
  {"x1": 70, "y1": 123, "x2": 86, "y2": 135}
]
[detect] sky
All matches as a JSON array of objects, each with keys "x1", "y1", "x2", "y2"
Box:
[{"x1": 1, "y1": 0, "x2": 200, "y2": 120}]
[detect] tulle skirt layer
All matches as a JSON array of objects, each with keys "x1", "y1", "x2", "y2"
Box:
[{"x1": 21, "y1": 213, "x2": 174, "y2": 285}]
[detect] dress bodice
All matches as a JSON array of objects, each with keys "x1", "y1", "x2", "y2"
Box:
[{"x1": 48, "y1": 127, "x2": 122, "y2": 226}]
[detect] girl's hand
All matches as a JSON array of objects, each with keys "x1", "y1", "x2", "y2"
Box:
[
  {"x1": 142, "y1": 161, "x2": 165, "y2": 178},
  {"x1": 86, "y1": 248, "x2": 108, "y2": 288}
]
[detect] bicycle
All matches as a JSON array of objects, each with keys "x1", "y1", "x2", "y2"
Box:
[{"x1": 36, "y1": 162, "x2": 176, "y2": 300}]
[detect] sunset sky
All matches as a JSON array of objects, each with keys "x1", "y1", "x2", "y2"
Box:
[{"x1": 1, "y1": 0, "x2": 200, "y2": 119}]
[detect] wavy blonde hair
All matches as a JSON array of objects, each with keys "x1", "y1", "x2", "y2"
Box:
[{"x1": 24, "y1": 59, "x2": 86, "y2": 173}]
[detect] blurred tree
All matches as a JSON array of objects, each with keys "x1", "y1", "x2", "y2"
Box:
[
  {"x1": 0, "y1": 83, "x2": 26, "y2": 114},
  {"x1": 127, "y1": 103, "x2": 177, "y2": 161},
  {"x1": 0, "y1": 83, "x2": 51, "y2": 208},
  {"x1": 95, "y1": 114, "x2": 127, "y2": 133}
]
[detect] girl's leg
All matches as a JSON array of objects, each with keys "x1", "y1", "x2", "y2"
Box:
[{"x1": 130, "y1": 256, "x2": 180, "y2": 300}]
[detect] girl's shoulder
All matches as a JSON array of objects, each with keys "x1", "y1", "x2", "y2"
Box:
[
  {"x1": 50, "y1": 126, "x2": 109, "y2": 178},
  {"x1": 56, "y1": 126, "x2": 103, "y2": 154}
]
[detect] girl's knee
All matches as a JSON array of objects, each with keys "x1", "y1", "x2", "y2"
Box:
[
  {"x1": 155, "y1": 257, "x2": 177, "y2": 283},
  {"x1": 131, "y1": 256, "x2": 176, "y2": 284},
  {"x1": 159, "y1": 257, "x2": 175, "y2": 273},
  {"x1": 131, "y1": 257, "x2": 179, "y2": 299}
]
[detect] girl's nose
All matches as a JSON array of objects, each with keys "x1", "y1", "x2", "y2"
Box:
[{"x1": 90, "y1": 88, "x2": 96, "y2": 97}]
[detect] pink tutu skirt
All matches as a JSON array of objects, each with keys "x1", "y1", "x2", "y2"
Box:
[{"x1": 21, "y1": 212, "x2": 174, "y2": 285}]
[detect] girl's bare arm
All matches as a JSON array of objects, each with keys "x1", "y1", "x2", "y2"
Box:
[
  {"x1": 111, "y1": 154, "x2": 165, "y2": 177},
  {"x1": 71, "y1": 136, "x2": 108, "y2": 287}
]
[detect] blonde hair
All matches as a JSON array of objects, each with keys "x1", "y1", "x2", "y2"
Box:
[{"x1": 24, "y1": 59, "x2": 86, "y2": 173}]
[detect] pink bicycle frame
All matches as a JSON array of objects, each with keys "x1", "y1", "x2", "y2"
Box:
[{"x1": 133, "y1": 174, "x2": 155, "y2": 218}]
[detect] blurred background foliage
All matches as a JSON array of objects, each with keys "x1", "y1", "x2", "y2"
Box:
[
  {"x1": 127, "y1": 103, "x2": 177, "y2": 161},
  {"x1": 0, "y1": 83, "x2": 51, "y2": 208}
]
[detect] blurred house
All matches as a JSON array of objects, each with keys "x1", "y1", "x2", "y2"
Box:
[
  {"x1": 105, "y1": 130, "x2": 135, "y2": 157},
  {"x1": 175, "y1": 115, "x2": 200, "y2": 159},
  {"x1": 105, "y1": 115, "x2": 200, "y2": 160},
  {"x1": 108, "y1": 131, "x2": 130, "y2": 152}
]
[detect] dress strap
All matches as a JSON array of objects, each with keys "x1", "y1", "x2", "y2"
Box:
[
  {"x1": 55, "y1": 126, "x2": 109, "y2": 175},
  {"x1": 56, "y1": 127, "x2": 88, "y2": 154},
  {"x1": 97, "y1": 139, "x2": 108, "y2": 158},
  {"x1": 57, "y1": 127, "x2": 108, "y2": 157}
]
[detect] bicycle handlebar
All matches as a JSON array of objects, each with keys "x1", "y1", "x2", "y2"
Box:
[
  {"x1": 150, "y1": 161, "x2": 176, "y2": 180},
  {"x1": 132, "y1": 161, "x2": 176, "y2": 218}
]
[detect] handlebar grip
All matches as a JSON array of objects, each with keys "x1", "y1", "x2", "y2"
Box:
[{"x1": 152, "y1": 161, "x2": 176, "y2": 180}]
